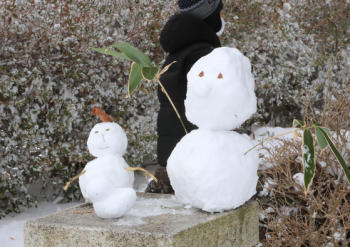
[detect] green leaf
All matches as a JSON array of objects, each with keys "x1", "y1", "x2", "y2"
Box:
[
  {"x1": 315, "y1": 127, "x2": 328, "y2": 150},
  {"x1": 126, "y1": 62, "x2": 143, "y2": 97},
  {"x1": 89, "y1": 47, "x2": 132, "y2": 61},
  {"x1": 319, "y1": 128, "x2": 350, "y2": 184},
  {"x1": 142, "y1": 66, "x2": 159, "y2": 81},
  {"x1": 312, "y1": 120, "x2": 331, "y2": 138},
  {"x1": 293, "y1": 119, "x2": 306, "y2": 128},
  {"x1": 312, "y1": 120, "x2": 322, "y2": 126},
  {"x1": 303, "y1": 129, "x2": 316, "y2": 194},
  {"x1": 111, "y1": 42, "x2": 151, "y2": 67}
]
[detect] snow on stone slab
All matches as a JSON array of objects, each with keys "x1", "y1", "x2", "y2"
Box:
[
  {"x1": 112, "y1": 195, "x2": 194, "y2": 226},
  {"x1": 0, "y1": 201, "x2": 80, "y2": 247},
  {"x1": 0, "y1": 164, "x2": 156, "y2": 247}
]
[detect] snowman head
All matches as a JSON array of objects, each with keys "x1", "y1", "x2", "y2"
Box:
[
  {"x1": 185, "y1": 47, "x2": 257, "y2": 130},
  {"x1": 87, "y1": 122, "x2": 127, "y2": 157}
]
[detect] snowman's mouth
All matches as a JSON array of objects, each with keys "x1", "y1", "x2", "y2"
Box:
[{"x1": 99, "y1": 146, "x2": 109, "y2": 149}]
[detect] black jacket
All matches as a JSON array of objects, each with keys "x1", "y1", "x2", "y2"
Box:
[{"x1": 157, "y1": 14, "x2": 221, "y2": 167}]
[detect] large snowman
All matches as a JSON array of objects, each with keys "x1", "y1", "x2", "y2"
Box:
[
  {"x1": 79, "y1": 121, "x2": 136, "y2": 218},
  {"x1": 167, "y1": 47, "x2": 259, "y2": 213}
]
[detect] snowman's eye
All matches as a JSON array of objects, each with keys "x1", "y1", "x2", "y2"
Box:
[
  {"x1": 199, "y1": 71, "x2": 204, "y2": 77},
  {"x1": 95, "y1": 131, "x2": 99, "y2": 133},
  {"x1": 218, "y1": 73, "x2": 223, "y2": 79},
  {"x1": 106, "y1": 129, "x2": 110, "y2": 131}
]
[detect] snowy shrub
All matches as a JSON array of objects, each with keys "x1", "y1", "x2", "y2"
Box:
[
  {"x1": 223, "y1": 0, "x2": 350, "y2": 127},
  {"x1": 256, "y1": 48, "x2": 350, "y2": 245},
  {"x1": 1, "y1": 0, "x2": 349, "y2": 220},
  {"x1": 0, "y1": 0, "x2": 176, "y2": 216}
]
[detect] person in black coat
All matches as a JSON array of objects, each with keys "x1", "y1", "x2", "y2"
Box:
[{"x1": 146, "y1": 0, "x2": 224, "y2": 193}]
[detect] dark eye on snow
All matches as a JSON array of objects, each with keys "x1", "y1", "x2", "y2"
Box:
[
  {"x1": 218, "y1": 73, "x2": 223, "y2": 79},
  {"x1": 106, "y1": 129, "x2": 110, "y2": 131},
  {"x1": 95, "y1": 131, "x2": 99, "y2": 133},
  {"x1": 199, "y1": 71, "x2": 204, "y2": 77}
]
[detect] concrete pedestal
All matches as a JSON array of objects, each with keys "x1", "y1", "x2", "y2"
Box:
[{"x1": 24, "y1": 193, "x2": 259, "y2": 247}]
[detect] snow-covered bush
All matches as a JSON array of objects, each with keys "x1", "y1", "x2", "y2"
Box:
[
  {"x1": 0, "y1": 0, "x2": 176, "y2": 216},
  {"x1": 1, "y1": 0, "x2": 349, "y2": 220},
  {"x1": 255, "y1": 29, "x2": 350, "y2": 247},
  {"x1": 223, "y1": 0, "x2": 350, "y2": 127}
]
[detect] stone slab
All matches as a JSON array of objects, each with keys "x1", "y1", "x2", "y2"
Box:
[{"x1": 24, "y1": 193, "x2": 259, "y2": 247}]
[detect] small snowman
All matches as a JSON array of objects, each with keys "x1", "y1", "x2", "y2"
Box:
[
  {"x1": 167, "y1": 48, "x2": 259, "y2": 213},
  {"x1": 64, "y1": 107, "x2": 156, "y2": 218}
]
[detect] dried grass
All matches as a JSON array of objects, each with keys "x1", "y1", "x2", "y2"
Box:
[{"x1": 257, "y1": 53, "x2": 350, "y2": 246}]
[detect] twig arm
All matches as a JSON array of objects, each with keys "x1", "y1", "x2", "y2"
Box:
[
  {"x1": 125, "y1": 167, "x2": 158, "y2": 182},
  {"x1": 64, "y1": 170, "x2": 86, "y2": 190},
  {"x1": 244, "y1": 129, "x2": 303, "y2": 155}
]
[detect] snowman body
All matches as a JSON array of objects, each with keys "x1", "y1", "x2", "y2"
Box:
[
  {"x1": 167, "y1": 48, "x2": 259, "y2": 213},
  {"x1": 85, "y1": 176, "x2": 136, "y2": 218},
  {"x1": 79, "y1": 155, "x2": 133, "y2": 203},
  {"x1": 79, "y1": 122, "x2": 136, "y2": 218}
]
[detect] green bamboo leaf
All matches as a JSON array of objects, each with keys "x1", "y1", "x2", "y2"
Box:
[
  {"x1": 319, "y1": 128, "x2": 350, "y2": 183},
  {"x1": 312, "y1": 120, "x2": 331, "y2": 138},
  {"x1": 303, "y1": 129, "x2": 316, "y2": 194},
  {"x1": 312, "y1": 120, "x2": 322, "y2": 127},
  {"x1": 142, "y1": 66, "x2": 159, "y2": 81},
  {"x1": 293, "y1": 119, "x2": 306, "y2": 128},
  {"x1": 89, "y1": 47, "x2": 132, "y2": 61},
  {"x1": 315, "y1": 127, "x2": 328, "y2": 150},
  {"x1": 111, "y1": 42, "x2": 151, "y2": 67},
  {"x1": 126, "y1": 62, "x2": 143, "y2": 98}
]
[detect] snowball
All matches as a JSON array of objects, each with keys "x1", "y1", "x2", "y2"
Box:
[
  {"x1": 92, "y1": 187, "x2": 136, "y2": 219},
  {"x1": 185, "y1": 47, "x2": 257, "y2": 130},
  {"x1": 86, "y1": 176, "x2": 114, "y2": 202},
  {"x1": 79, "y1": 155, "x2": 134, "y2": 202},
  {"x1": 87, "y1": 122, "x2": 127, "y2": 157},
  {"x1": 167, "y1": 129, "x2": 259, "y2": 213}
]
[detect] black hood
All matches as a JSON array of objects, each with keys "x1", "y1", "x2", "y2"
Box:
[{"x1": 160, "y1": 14, "x2": 221, "y2": 53}]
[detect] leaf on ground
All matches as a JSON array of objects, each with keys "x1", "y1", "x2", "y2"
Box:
[{"x1": 302, "y1": 129, "x2": 316, "y2": 195}]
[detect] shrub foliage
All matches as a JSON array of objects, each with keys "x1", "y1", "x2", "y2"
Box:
[
  {"x1": 0, "y1": 0, "x2": 176, "y2": 215},
  {"x1": 1, "y1": 3, "x2": 350, "y2": 247}
]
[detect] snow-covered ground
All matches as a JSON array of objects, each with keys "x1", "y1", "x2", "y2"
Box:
[{"x1": 0, "y1": 164, "x2": 158, "y2": 247}]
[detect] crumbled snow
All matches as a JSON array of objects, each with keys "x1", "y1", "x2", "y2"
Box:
[
  {"x1": 293, "y1": 173, "x2": 304, "y2": 191},
  {"x1": 113, "y1": 196, "x2": 193, "y2": 226}
]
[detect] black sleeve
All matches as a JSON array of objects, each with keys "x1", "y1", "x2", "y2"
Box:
[{"x1": 183, "y1": 48, "x2": 214, "y2": 76}]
